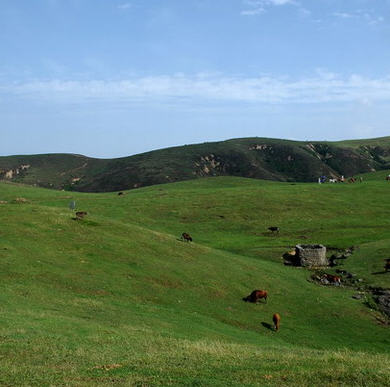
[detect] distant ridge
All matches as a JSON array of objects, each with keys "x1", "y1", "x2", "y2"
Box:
[{"x1": 1, "y1": 136, "x2": 390, "y2": 192}]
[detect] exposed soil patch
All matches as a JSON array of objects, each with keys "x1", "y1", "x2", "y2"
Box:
[
  {"x1": 92, "y1": 364, "x2": 122, "y2": 371},
  {"x1": 13, "y1": 197, "x2": 29, "y2": 204}
]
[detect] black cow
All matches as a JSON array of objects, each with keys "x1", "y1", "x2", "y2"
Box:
[
  {"x1": 181, "y1": 233, "x2": 193, "y2": 242},
  {"x1": 243, "y1": 290, "x2": 268, "y2": 303}
]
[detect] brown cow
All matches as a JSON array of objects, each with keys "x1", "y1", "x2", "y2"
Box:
[
  {"x1": 273, "y1": 313, "x2": 281, "y2": 331},
  {"x1": 324, "y1": 274, "x2": 341, "y2": 285},
  {"x1": 75, "y1": 211, "x2": 88, "y2": 219},
  {"x1": 243, "y1": 290, "x2": 268, "y2": 303},
  {"x1": 181, "y1": 232, "x2": 193, "y2": 242}
]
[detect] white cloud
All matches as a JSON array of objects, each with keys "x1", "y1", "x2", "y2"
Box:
[
  {"x1": 3, "y1": 72, "x2": 390, "y2": 106},
  {"x1": 315, "y1": 68, "x2": 337, "y2": 81},
  {"x1": 245, "y1": 0, "x2": 296, "y2": 5},
  {"x1": 241, "y1": 0, "x2": 298, "y2": 16},
  {"x1": 241, "y1": 7, "x2": 265, "y2": 16},
  {"x1": 365, "y1": 14, "x2": 384, "y2": 25},
  {"x1": 333, "y1": 10, "x2": 384, "y2": 25},
  {"x1": 117, "y1": 3, "x2": 132, "y2": 10},
  {"x1": 299, "y1": 7, "x2": 311, "y2": 17},
  {"x1": 263, "y1": 0, "x2": 296, "y2": 5},
  {"x1": 333, "y1": 12, "x2": 355, "y2": 19}
]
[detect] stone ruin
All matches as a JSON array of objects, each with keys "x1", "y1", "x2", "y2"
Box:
[{"x1": 295, "y1": 244, "x2": 327, "y2": 267}]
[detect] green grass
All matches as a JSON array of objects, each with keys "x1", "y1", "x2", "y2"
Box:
[{"x1": 0, "y1": 174, "x2": 389, "y2": 385}]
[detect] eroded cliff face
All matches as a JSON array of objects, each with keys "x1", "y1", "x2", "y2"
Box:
[
  {"x1": 194, "y1": 154, "x2": 224, "y2": 176},
  {"x1": 0, "y1": 164, "x2": 31, "y2": 180}
]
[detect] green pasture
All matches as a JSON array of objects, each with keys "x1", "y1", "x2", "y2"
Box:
[{"x1": 0, "y1": 173, "x2": 389, "y2": 385}]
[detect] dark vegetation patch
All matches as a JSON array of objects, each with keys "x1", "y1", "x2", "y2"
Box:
[{"x1": 1, "y1": 136, "x2": 390, "y2": 192}]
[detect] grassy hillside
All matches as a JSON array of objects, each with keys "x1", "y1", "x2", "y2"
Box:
[
  {"x1": 0, "y1": 172, "x2": 389, "y2": 385},
  {"x1": 1, "y1": 136, "x2": 390, "y2": 192},
  {"x1": 333, "y1": 136, "x2": 390, "y2": 148}
]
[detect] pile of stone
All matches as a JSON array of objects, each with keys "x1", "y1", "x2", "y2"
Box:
[
  {"x1": 372, "y1": 288, "x2": 390, "y2": 318},
  {"x1": 328, "y1": 247, "x2": 355, "y2": 267},
  {"x1": 334, "y1": 269, "x2": 365, "y2": 287},
  {"x1": 311, "y1": 272, "x2": 341, "y2": 286}
]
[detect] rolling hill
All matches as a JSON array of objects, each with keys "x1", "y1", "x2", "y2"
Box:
[
  {"x1": 0, "y1": 172, "x2": 389, "y2": 385},
  {"x1": 1, "y1": 136, "x2": 390, "y2": 192}
]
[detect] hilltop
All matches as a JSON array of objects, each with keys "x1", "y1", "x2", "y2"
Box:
[
  {"x1": 1, "y1": 136, "x2": 390, "y2": 192},
  {"x1": 0, "y1": 172, "x2": 389, "y2": 385}
]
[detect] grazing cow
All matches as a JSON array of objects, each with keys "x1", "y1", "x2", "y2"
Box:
[
  {"x1": 329, "y1": 178, "x2": 337, "y2": 183},
  {"x1": 181, "y1": 232, "x2": 193, "y2": 242},
  {"x1": 75, "y1": 211, "x2": 88, "y2": 219},
  {"x1": 273, "y1": 313, "x2": 281, "y2": 331},
  {"x1": 324, "y1": 273, "x2": 341, "y2": 285},
  {"x1": 243, "y1": 290, "x2": 268, "y2": 303},
  {"x1": 283, "y1": 250, "x2": 300, "y2": 266},
  {"x1": 268, "y1": 226, "x2": 279, "y2": 233},
  {"x1": 386, "y1": 175, "x2": 390, "y2": 181},
  {"x1": 118, "y1": 192, "x2": 124, "y2": 196}
]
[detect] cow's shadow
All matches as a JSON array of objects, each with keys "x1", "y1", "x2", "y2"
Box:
[{"x1": 261, "y1": 322, "x2": 273, "y2": 331}]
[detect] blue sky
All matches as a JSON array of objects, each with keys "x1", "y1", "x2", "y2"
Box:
[{"x1": 1, "y1": 0, "x2": 389, "y2": 157}]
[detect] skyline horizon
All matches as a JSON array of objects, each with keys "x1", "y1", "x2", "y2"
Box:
[{"x1": 1, "y1": 132, "x2": 390, "y2": 159}]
